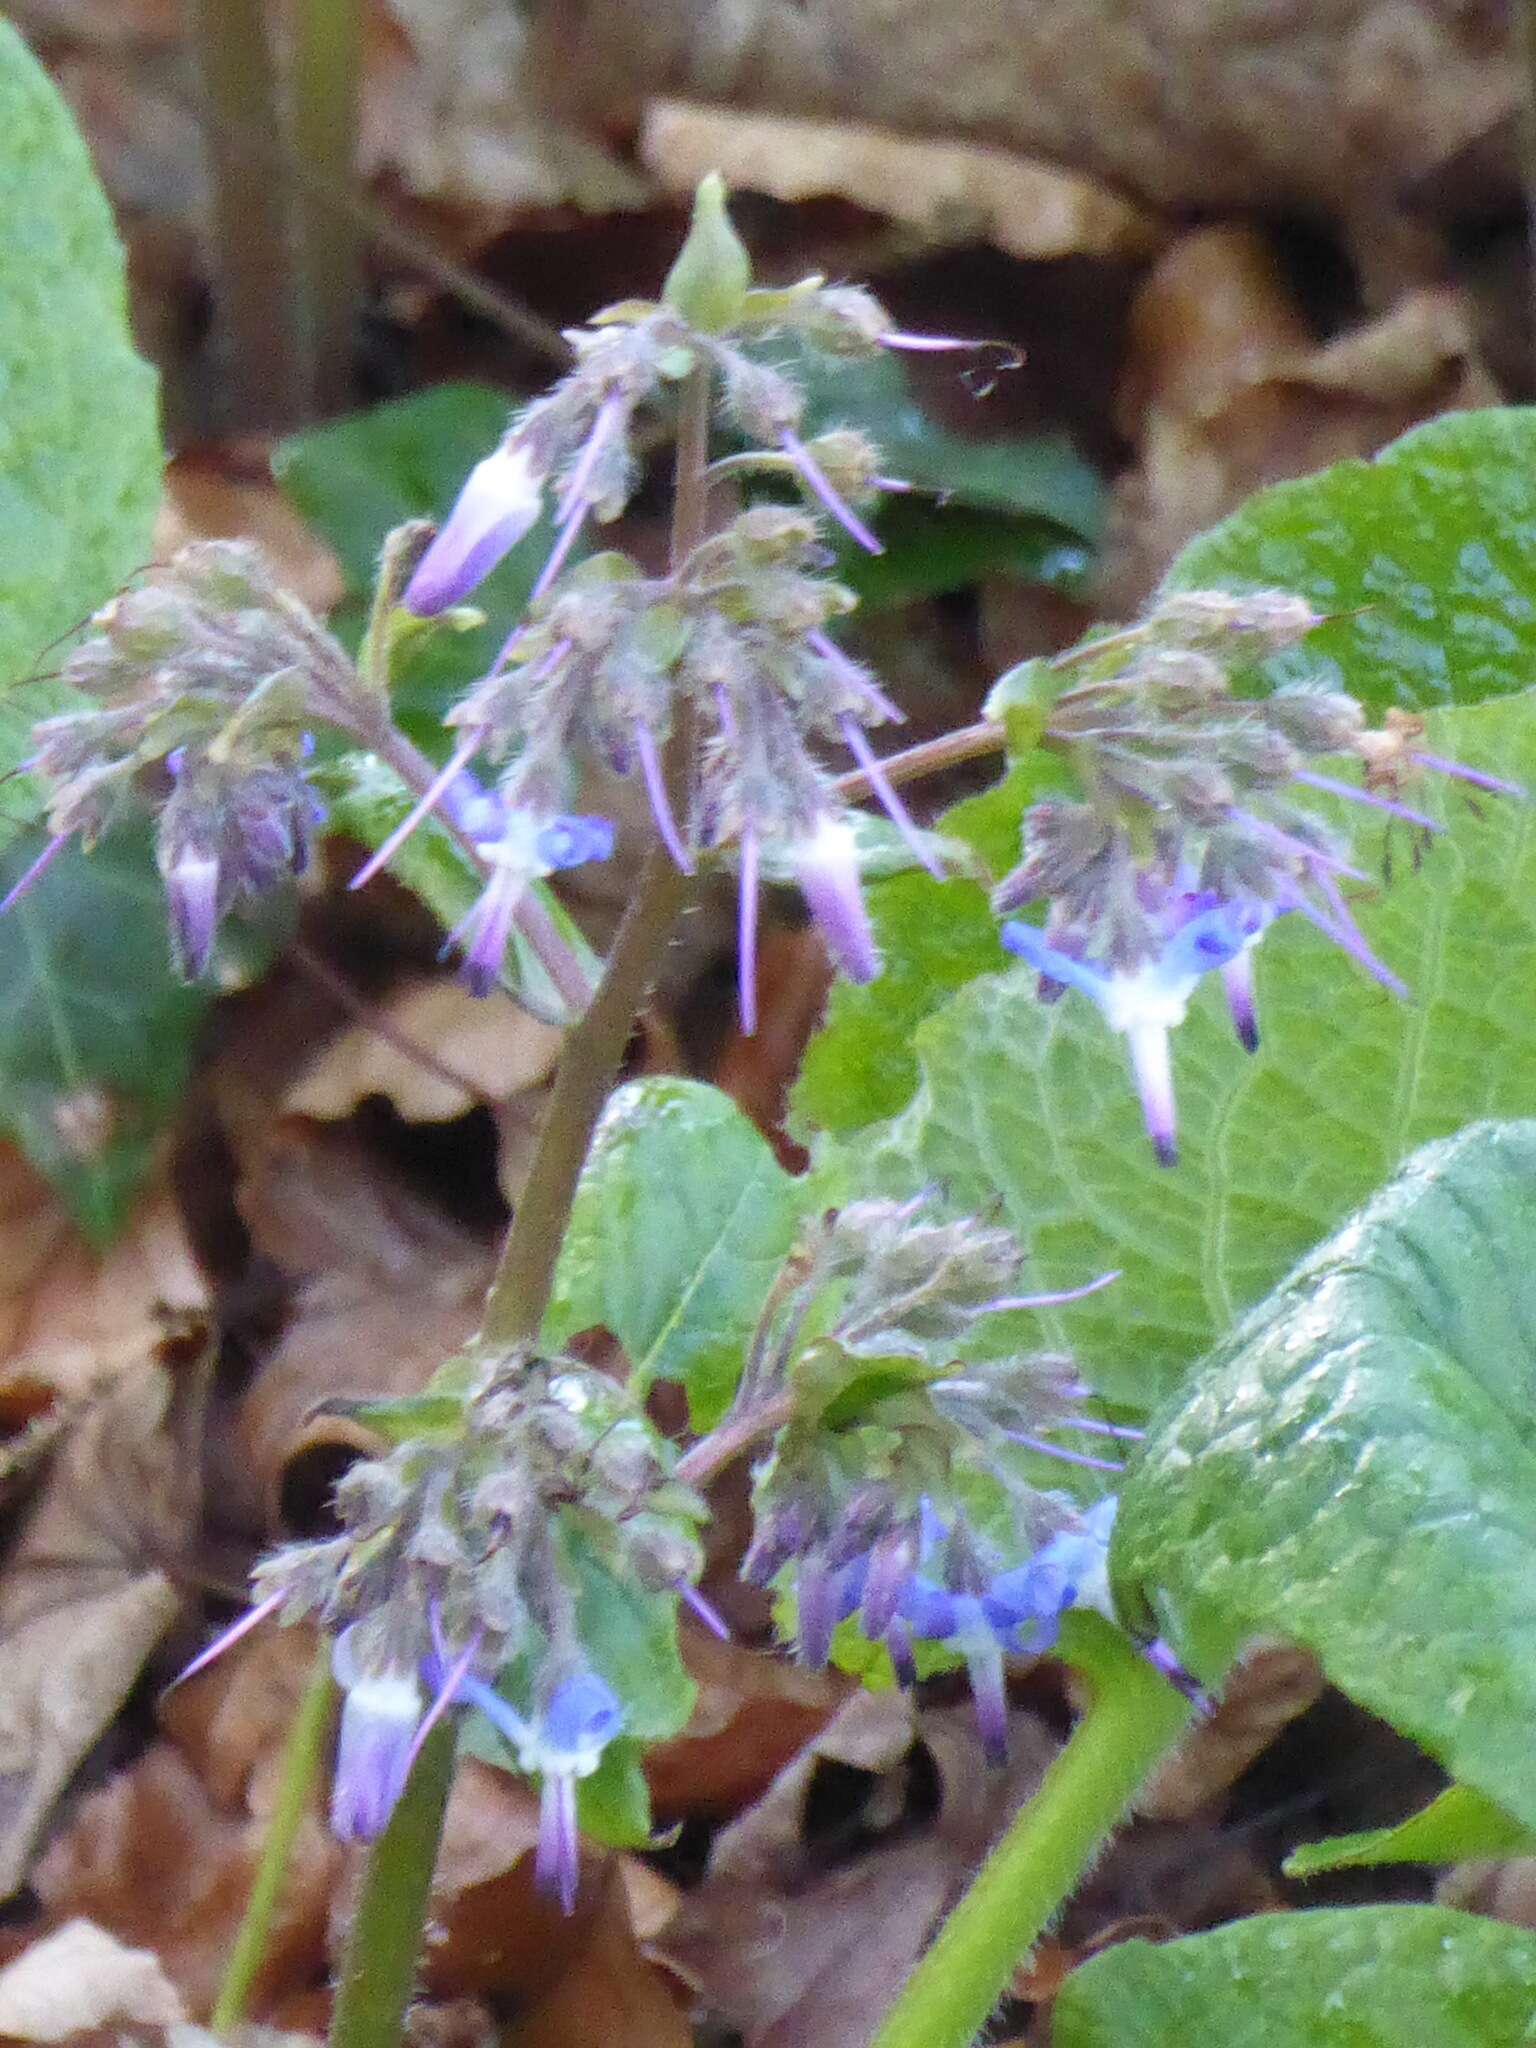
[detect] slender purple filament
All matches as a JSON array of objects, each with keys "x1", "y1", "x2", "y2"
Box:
[
  {"x1": 780, "y1": 430, "x2": 884, "y2": 555},
  {"x1": 1292, "y1": 768, "x2": 1439, "y2": 832},
  {"x1": 349, "y1": 730, "x2": 483, "y2": 890},
  {"x1": 838, "y1": 716, "x2": 944, "y2": 879},
  {"x1": 0, "y1": 831, "x2": 69, "y2": 916},
  {"x1": 634, "y1": 721, "x2": 694, "y2": 874},
  {"x1": 737, "y1": 825, "x2": 760, "y2": 1037},
  {"x1": 981, "y1": 1269, "x2": 1121, "y2": 1312}
]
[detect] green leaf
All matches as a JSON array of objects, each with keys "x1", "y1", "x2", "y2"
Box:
[
  {"x1": 0, "y1": 20, "x2": 160, "y2": 816},
  {"x1": 1164, "y1": 408, "x2": 1536, "y2": 713},
  {"x1": 1113, "y1": 1120, "x2": 1536, "y2": 1832},
  {"x1": 1285, "y1": 1785, "x2": 1536, "y2": 1879},
  {"x1": 1053, "y1": 1907, "x2": 1536, "y2": 2048},
  {"x1": 545, "y1": 1078, "x2": 810, "y2": 1427},
  {"x1": 832, "y1": 501, "x2": 1089, "y2": 610},
  {"x1": 273, "y1": 385, "x2": 570, "y2": 734},
  {"x1": 0, "y1": 826, "x2": 206, "y2": 1239},
  {"x1": 813, "y1": 689, "x2": 1536, "y2": 1407},
  {"x1": 575, "y1": 1739, "x2": 653, "y2": 1848},
  {"x1": 559, "y1": 1515, "x2": 695, "y2": 1742},
  {"x1": 314, "y1": 750, "x2": 599, "y2": 1026}
]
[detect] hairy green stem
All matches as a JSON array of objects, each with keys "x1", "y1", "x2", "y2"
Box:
[
  {"x1": 183, "y1": 0, "x2": 307, "y2": 428},
  {"x1": 213, "y1": 1640, "x2": 335, "y2": 2033},
  {"x1": 290, "y1": 0, "x2": 364, "y2": 413},
  {"x1": 871, "y1": 1614, "x2": 1192, "y2": 2048},
  {"x1": 326, "y1": 1723, "x2": 457, "y2": 2048}
]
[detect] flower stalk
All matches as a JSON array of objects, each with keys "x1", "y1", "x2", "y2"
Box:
[
  {"x1": 211, "y1": 1638, "x2": 335, "y2": 2034},
  {"x1": 869, "y1": 1612, "x2": 1193, "y2": 2048}
]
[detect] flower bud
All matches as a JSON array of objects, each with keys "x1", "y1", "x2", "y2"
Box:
[
  {"x1": 662, "y1": 173, "x2": 752, "y2": 333},
  {"x1": 403, "y1": 441, "x2": 545, "y2": 616}
]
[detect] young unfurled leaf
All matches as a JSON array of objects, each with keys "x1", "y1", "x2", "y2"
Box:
[
  {"x1": 1114, "y1": 1120, "x2": 1536, "y2": 1831},
  {"x1": 1053, "y1": 1906, "x2": 1536, "y2": 2048},
  {"x1": 1285, "y1": 1784, "x2": 1535, "y2": 1880},
  {"x1": 545, "y1": 1079, "x2": 811, "y2": 1427}
]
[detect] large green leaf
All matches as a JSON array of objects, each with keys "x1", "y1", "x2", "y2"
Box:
[
  {"x1": 1113, "y1": 1120, "x2": 1536, "y2": 1829},
  {"x1": 544, "y1": 1078, "x2": 810, "y2": 1427},
  {"x1": 1053, "y1": 1907, "x2": 1536, "y2": 2048},
  {"x1": 811, "y1": 688, "x2": 1536, "y2": 1406},
  {"x1": 1164, "y1": 408, "x2": 1536, "y2": 713},
  {"x1": 0, "y1": 826, "x2": 206, "y2": 1239},
  {"x1": 0, "y1": 20, "x2": 160, "y2": 813}
]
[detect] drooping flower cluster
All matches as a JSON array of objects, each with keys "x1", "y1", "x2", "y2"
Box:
[
  {"x1": 737, "y1": 1195, "x2": 1140, "y2": 1758},
  {"x1": 995, "y1": 590, "x2": 1522, "y2": 1162},
  {"x1": 21, "y1": 542, "x2": 353, "y2": 973},
  {"x1": 371, "y1": 182, "x2": 970, "y2": 1026},
  {"x1": 225, "y1": 1349, "x2": 705, "y2": 1907}
]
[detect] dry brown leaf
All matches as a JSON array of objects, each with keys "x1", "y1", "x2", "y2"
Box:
[
  {"x1": 1439, "y1": 1855, "x2": 1536, "y2": 1927},
  {"x1": 659, "y1": 1689, "x2": 1060, "y2": 2048},
  {"x1": 510, "y1": 1866, "x2": 690, "y2": 2048},
  {"x1": 0, "y1": 1149, "x2": 204, "y2": 1407},
  {"x1": 535, "y1": 0, "x2": 1510, "y2": 248},
  {"x1": 640, "y1": 101, "x2": 1162, "y2": 261},
  {"x1": 34, "y1": 1737, "x2": 338, "y2": 2024},
  {"x1": 1136, "y1": 1644, "x2": 1325, "y2": 1822},
  {"x1": 284, "y1": 978, "x2": 562, "y2": 1125},
  {"x1": 328, "y1": 1757, "x2": 675, "y2": 2006},
  {"x1": 1099, "y1": 226, "x2": 1501, "y2": 608},
  {"x1": 646, "y1": 1627, "x2": 848, "y2": 1821},
  {"x1": 0, "y1": 1348, "x2": 208, "y2": 1900},
  {"x1": 0, "y1": 1918, "x2": 186, "y2": 2040}
]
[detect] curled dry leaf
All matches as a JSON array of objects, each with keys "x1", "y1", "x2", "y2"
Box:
[
  {"x1": 283, "y1": 977, "x2": 562, "y2": 1127},
  {"x1": 1135, "y1": 1643, "x2": 1326, "y2": 1823},
  {"x1": 0, "y1": 1917, "x2": 185, "y2": 2041},
  {"x1": 1099, "y1": 225, "x2": 1500, "y2": 608},
  {"x1": 533, "y1": 0, "x2": 1511, "y2": 232},
  {"x1": 658, "y1": 1689, "x2": 1060, "y2": 2048},
  {"x1": 0, "y1": 1338, "x2": 209, "y2": 1900},
  {"x1": 640, "y1": 101, "x2": 1162, "y2": 261}
]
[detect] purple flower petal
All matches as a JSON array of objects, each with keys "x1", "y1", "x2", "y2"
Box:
[
  {"x1": 162, "y1": 845, "x2": 221, "y2": 978},
  {"x1": 1222, "y1": 948, "x2": 1260, "y2": 1052},
  {"x1": 794, "y1": 817, "x2": 879, "y2": 983},
  {"x1": 404, "y1": 442, "x2": 544, "y2": 615},
  {"x1": 535, "y1": 1771, "x2": 581, "y2": 1913},
  {"x1": 1127, "y1": 1017, "x2": 1178, "y2": 1168}
]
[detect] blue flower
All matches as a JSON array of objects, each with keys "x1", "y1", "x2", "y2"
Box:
[
  {"x1": 1001, "y1": 899, "x2": 1270, "y2": 1166},
  {"x1": 445, "y1": 809, "x2": 614, "y2": 997},
  {"x1": 454, "y1": 1668, "x2": 625, "y2": 1913}
]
